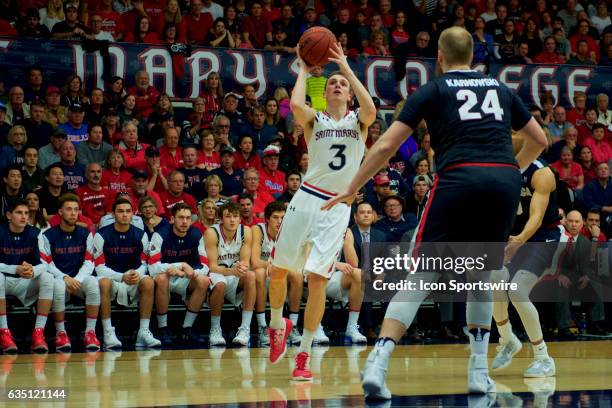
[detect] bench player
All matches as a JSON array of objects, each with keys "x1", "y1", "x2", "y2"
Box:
[
  {"x1": 93, "y1": 198, "x2": 161, "y2": 349},
  {"x1": 268, "y1": 42, "x2": 376, "y2": 381},
  {"x1": 40, "y1": 194, "x2": 101, "y2": 351},
  {"x1": 149, "y1": 203, "x2": 210, "y2": 346},
  {"x1": 204, "y1": 202, "x2": 256, "y2": 346},
  {"x1": 325, "y1": 27, "x2": 548, "y2": 398},
  {"x1": 0, "y1": 199, "x2": 53, "y2": 353}
]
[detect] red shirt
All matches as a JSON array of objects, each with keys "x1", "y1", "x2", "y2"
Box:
[
  {"x1": 583, "y1": 137, "x2": 612, "y2": 165},
  {"x1": 233, "y1": 152, "x2": 261, "y2": 171},
  {"x1": 118, "y1": 142, "x2": 150, "y2": 172},
  {"x1": 0, "y1": 18, "x2": 17, "y2": 36},
  {"x1": 159, "y1": 146, "x2": 184, "y2": 171},
  {"x1": 124, "y1": 31, "x2": 161, "y2": 44},
  {"x1": 241, "y1": 216, "x2": 264, "y2": 227},
  {"x1": 144, "y1": 0, "x2": 167, "y2": 33},
  {"x1": 149, "y1": 164, "x2": 172, "y2": 194},
  {"x1": 127, "y1": 85, "x2": 160, "y2": 119},
  {"x1": 158, "y1": 190, "x2": 197, "y2": 219},
  {"x1": 566, "y1": 108, "x2": 586, "y2": 127},
  {"x1": 252, "y1": 190, "x2": 274, "y2": 217},
  {"x1": 155, "y1": 16, "x2": 186, "y2": 42},
  {"x1": 262, "y1": 7, "x2": 281, "y2": 23},
  {"x1": 258, "y1": 168, "x2": 286, "y2": 196},
  {"x1": 184, "y1": 13, "x2": 213, "y2": 45},
  {"x1": 197, "y1": 151, "x2": 221, "y2": 170},
  {"x1": 550, "y1": 161, "x2": 583, "y2": 190},
  {"x1": 533, "y1": 52, "x2": 565, "y2": 64},
  {"x1": 101, "y1": 169, "x2": 133, "y2": 193},
  {"x1": 192, "y1": 221, "x2": 209, "y2": 234},
  {"x1": 93, "y1": 9, "x2": 124, "y2": 38},
  {"x1": 75, "y1": 185, "x2": 111, "y2": 225},
  {"x1": 241, "y1": 15, "x2": 272, "y2": 49},
  {"x1": 48, "y1": 214, "x2": 95, "y2": 234},
  {"x1": 569, "y1": 34, "x2": 600, "y2": 60}
]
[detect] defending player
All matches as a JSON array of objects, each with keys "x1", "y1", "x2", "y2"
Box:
[
  {"x1": 0, "y1": 199, "x2": 53, "y2": 353},
  {"x1": 326, "y1": 228, "x2": 367, "y2": 343},
  {"x1": 93, "y1": 198, "x2": 161, "y2": 349},
  {"x1": 149, "y1": 203, "x2": 210, "y2": 346},
  {"x1": 324, "y1": 27, "x2": 548, "y2": 397},
  {"x1": 204, "y1": 202, "x2": 256, "y2": 346},
  {"x1": 491, "y1": 134, "x2": 562, "y2": 378},
  {"x1": 267, "y1": 42, "x2": 376, "y2": 381},
  {"x1": 40, "y1": 194, "x2": 101, "y2": 352}
]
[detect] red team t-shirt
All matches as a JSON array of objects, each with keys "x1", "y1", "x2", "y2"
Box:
[
  {"x1": 158, "y1": 191, "x2": 198, "y2": 219},
  {"x1": 75, "y1": 185, "x2": 111, "y2": 225}
]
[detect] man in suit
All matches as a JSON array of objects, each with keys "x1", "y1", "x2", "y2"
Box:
[{"x1": 350, "y1": 201, "x2": 387, "y2": 341}]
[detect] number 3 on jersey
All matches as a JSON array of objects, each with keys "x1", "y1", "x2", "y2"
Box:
[
  {"x1": 328, "y1": 144, "x2": 346, "y2": 170},
  {"x1": 457, "y1": 89, "x2": 504, "y2": 121}
]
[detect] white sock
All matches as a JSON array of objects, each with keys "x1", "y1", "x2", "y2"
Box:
[
  {"x1": 86, "y1": 317, "x2": 97, "y2": 332},
  {"x1": 289, "y1": 312, "x2": 299, "y2": 327},
  {"x1": 497, "y1": 321, "x2": 512, "y2": 341},
  {"x1": 347, "y1": 311, "x2": 359, "y2": 328},
  {"x1": 102, "y1": 318, "x2": 112, "y2": 332},
  {"x1": 211, "y1": 315, "x2": 221, "y2": 330},
  {"x1": 241, "y1": 310, "x2": 253, "y2": 328},
  {"x1": 468, "y1": 328, "x2": 490, "y2": 356},
  {"x1": 139, "y1": 319, "x2": 150, "y2": 330},
  {"x1": 374, "y1": 337, "x2": 396, "y2": 355},
  {"x1": 533, "y1": 342, "x2": 548, "y2": 358},
  {"x1": 35, "y1": 314, "x2": 48, "y2": 329},
  {"x1": 270, "y1": 307, "x2": 283, "y2": 329},
  {"x1": 183, "y1": 311, "x2": 197, "y2": 328},
  {"x1": 0, "y1": 314, "x2": 8, "y2": 329},
  {"x1": 157, "y1": 313, "x2": 168, "y2": 328},
  {"x1": 299, "y1": 329, "x2": 314, "y2": 355},
  {"x1": 55, "y1": 320, "x2": 66, "y2": 333},
  {"x1": 256, "y1": 312, "x2": 267, "y2": 328}
]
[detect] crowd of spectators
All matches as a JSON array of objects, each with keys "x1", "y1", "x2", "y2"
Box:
[
  {"x1": 0, "y1": 0, "x2": 609, "y2": 66},
  {"x1": 0, "y1": 0, "x2": 611, "y2": 343}
]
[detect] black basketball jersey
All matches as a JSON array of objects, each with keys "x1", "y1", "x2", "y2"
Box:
[
  {"x1": 397, "y1": 70, "x2": 532, "y2": 171},
  {"x1": 512, "y1": 159, "x2": 560, "y2": 236}
]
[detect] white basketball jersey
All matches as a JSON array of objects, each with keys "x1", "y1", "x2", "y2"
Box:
[
  {"x1": 257, "y1": 223, "x2": 275, "y2": 261},
  {"x1": 303, "y1": 110, "x2": 365, "y2": 193},
  {"x1": 212, "y1": 224, "x2": 244, "y2": 267}
]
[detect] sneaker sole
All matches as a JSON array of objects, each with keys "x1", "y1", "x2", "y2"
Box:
[
  {"x1": 492, "y1": 341, "x2": 522, "y2": 371},
  {"x1": 85, "y1": 344, "x2": 101, "y2": 351},
  {"x1": 3, "y1": 346, "x2": 18, "y2": 354},
  {"x1": 135, "y1": 342, "x2": 161, "y2": 348},
  {"x1": 524, "y1": 370, "x2": 555, "y2": 378},
  {"x1": 32, "y1": 346, "x2": 49, "y2": 353},
  {"x1": 103, "y1": 344, "x2": 123, "y2": 350},
  {"x1": 362, "y1": 378, "x2": 392, "y2": 400},
  {"x1": 292, "y1": 375, "x2": 313, "y2": 382},
  {"x1": 56, "y1": 344, "x2": 72, "y2": 352}
]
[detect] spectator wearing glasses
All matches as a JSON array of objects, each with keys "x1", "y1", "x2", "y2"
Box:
[
  {"x1": 569, "y1": 19, "x2": 600, "y2": 61},
  {"x1": 375, "y1": 196, "x2": 417, "y2": 243}
]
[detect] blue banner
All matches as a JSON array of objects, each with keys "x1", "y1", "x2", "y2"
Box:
[{"x1": 0, "y1": 37, "x2": 610, "y2": 109}]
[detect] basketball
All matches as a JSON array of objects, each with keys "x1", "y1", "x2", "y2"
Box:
[{"x1": 298, "y1": 27, "x2": 337, "y2": 67}]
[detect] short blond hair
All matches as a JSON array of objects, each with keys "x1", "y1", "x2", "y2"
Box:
[{"x1": 438, "y1": 27, "x2": 473, "y2": 66}]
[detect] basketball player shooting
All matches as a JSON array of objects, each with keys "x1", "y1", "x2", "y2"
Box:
[
  {"x1": 323, "y1": 27, "x2": 549, "y2": 398},
  {"x1": 267, "y1": 41, "x2": 376, "y2": 381}
]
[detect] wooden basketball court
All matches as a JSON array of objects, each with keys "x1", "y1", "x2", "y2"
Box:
[{"x1": 2, "y1": 340, "x2": 611, "y2": 406}]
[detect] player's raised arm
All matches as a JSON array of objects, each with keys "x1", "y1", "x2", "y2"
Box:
[
  {"x1": 328, "y1": 42, "x2": 376, "y2": 128},
  {"x1": 290, "y1": 47, "x2": 317, "y2": 128},
  {"x1": 322, "y1": 120, "x2": 414, "y2": 209}
]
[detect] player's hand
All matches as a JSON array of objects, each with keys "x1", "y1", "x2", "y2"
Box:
[
  {"x1": 166, "y1": 267, "x2": 183, "y2": 277},
  {"x1": 295, "y1": 44, "x2": 308, "y2": 71},
  {"x1": 123, "y1": 270, "x2": 140, "y2": 285},
  {"x1": 63, "y1": 276, "x2": 81, "y2": 293},
  {"x1": 233, "y1": 262, "x2": 247, "y2": 278},
  {"x1": 328, "y1": 41, "x2": 350, "y2": 73},
  {"x1": 578, "y1": 275, "x2": 590, "y2": 290},
  {"x1": 336, "y1": 262, "x2": 353, "y2": 276},
  {"x1": 16, "y1": 265, "x2": 33, "y2": 279},
  {"x1": 182, "y1": 264, "x2": 195, "y2": 279},
  {"x1": 321, "y1": 190, "x2": 356, "y2": 211},
  {"x1": 503, "y1": 236, "x2": 524, "y2": 264},
  {"x1": 557, "y1": 274, "x2": 572, "y2": 289}
]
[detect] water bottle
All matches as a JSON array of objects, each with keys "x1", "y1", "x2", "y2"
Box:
[{"x1": 578, "y1": 313, "x2": 588, "y2": 335}]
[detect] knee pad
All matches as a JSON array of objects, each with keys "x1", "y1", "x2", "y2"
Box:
[
  {"x1": 490, "y1": 267, "x2": 510, "y2": 283},
  {"x1": 508, "y1": 269, "x2": 538, "y2": 303},
  {"x1": 82, "y1": 276, "x2": 101, "y2": 306},
  {"x1": 38, "y1": 272, "x2": 54, "y2": 300},
  {"x1": 384, "y1": 300, "x2": 420, "y2": 329},
  {"x1": 53, "y1": 279, "x2": 66, "y2": 313}
]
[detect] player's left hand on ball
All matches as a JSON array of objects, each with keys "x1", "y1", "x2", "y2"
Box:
[{"x1": 321, "y1": 190, "x2": 356, "y2": 211}]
